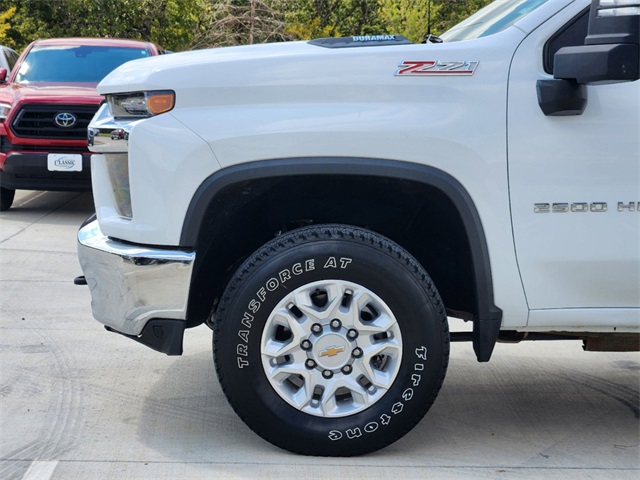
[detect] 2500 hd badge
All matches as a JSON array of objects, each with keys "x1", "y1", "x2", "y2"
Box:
[{"x1": 534, "y1": 202, "x2": 640, "y2": 213}]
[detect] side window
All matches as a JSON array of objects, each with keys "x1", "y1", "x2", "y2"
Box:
[
  {"x1": 8, "y1": 50, "x2": 19, "y2": 71},
  {"x1": 543, "y1": 8, "x2": 589, "y2": 74}
]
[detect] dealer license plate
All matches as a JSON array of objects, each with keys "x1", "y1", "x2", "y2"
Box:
[{"x1": 47, "y1": 154, "x2": 83, "y2": 172}]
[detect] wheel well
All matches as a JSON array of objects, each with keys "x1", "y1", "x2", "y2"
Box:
[{"x1": 185, "y1": 173, "x2": 478, "y2": 328}]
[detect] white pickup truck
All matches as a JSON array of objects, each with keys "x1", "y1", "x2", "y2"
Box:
[{"x1": 77, "y1": 0, "x2": 639, "y2": 456}]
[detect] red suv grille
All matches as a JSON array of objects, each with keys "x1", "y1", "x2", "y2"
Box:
[{"x1": 10, "y1": 104, "x2": 99, "y2": 140}]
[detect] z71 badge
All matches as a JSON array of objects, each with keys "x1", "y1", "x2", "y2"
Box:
[{"x1": 395, "y1": 60, "x2": 479, "y2": 76}]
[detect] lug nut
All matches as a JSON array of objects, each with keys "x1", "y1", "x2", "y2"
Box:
[
  {"x1": 341, "y1": 365, "x2": 353, "y2": 375},
  {"x1": 305, "y1": 359, "x2": 317, "y2": 369},
  {"x1": 330, "y1": 319, "x2": 342, "y2": 330},
  {"x1": 301, "y1": 339, "x2": 312, "y2": 350},
  {"x1": 352, "y1": 347, "x2": 363, "y2": 358},
  {"x1": 322, "y1": 370, "x2": 334, "y2": 379},
  {"x1": 311, "y1": 323, "x2": 323, "y2": 334},
  {"x1": 347, "y1": 329, "x2": 358, "y2": 340}
]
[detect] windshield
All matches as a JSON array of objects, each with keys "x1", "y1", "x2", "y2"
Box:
[
  {"x1": 441, "y1": 0, "x2": 551, "y2": 42},
  {"x1": 15, "y1": 45, "x2": 150, "y2": 84}
]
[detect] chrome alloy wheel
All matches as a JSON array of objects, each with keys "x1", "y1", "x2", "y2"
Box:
[{"x1": 261, "y1": 280, "x2": 403, "y2": 417}]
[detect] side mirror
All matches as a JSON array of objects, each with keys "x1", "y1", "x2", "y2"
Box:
[
  {"x1": 0, "y1": 68, "x2": 7, "y2": 83},
  {"x1": 554, "y1": 42, "x2": 638, "y2": 85},
  {"x1": 554, "y1": 0, "x2": 639, "y2": 85},
  {"x1": 538, "y1": 0, "x2": 639, "y2": 116}
]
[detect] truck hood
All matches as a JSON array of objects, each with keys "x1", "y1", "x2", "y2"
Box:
[
  {"x1": 96, "y1": 0, "x2": 578, "y2": 97},
  {"x1": 0, "y1": 82, "x2": 102, "y2": 105},
  {"x1": 97, "y1": 40, "x2": 416, "y2": 94}
]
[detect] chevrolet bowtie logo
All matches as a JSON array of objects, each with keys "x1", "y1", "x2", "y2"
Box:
[{"x1": 319, "y1": 345, "x2": 345, "y2": 358}]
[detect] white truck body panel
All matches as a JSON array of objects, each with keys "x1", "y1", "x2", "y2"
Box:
[
  {"x1": 76, "y1": 0, "x2": 640, "y2": 455},
  {"x1": 508, "y1": 0, "x2": 640, "y2": 328},
  {"x1": 86, "y1": 0, "x2": 638, "y2": 334}
]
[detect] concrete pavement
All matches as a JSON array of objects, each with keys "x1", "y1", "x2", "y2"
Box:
[{"x1": 1, "y1": 190, "x2": 638, "y2": 479}]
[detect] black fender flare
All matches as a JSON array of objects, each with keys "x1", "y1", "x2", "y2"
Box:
[{"x1": 181, "y1": 157, "x2": 502, "y2": 361}]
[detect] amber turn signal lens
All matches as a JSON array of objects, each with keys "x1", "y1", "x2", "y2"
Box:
[{"x1": 147, "y1": 92, "x2": 175, "y2": 115}]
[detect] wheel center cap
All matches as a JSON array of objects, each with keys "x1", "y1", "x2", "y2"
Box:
[{"x1": 313, "y1": 333, "x2": 349, "y2": 369}]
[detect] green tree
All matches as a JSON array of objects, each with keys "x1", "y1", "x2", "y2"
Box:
[
  {"x1": 192, "y1": 0, "x2": 290, "y2": 48},
  {"x1": 0, "y1": 0, "x2": 206, "y2": 52},
  {"x1": 0, "y1": 0, "x2": 494, "y2": 52},
  {"x1": 285, "y1": 0, "x2": 386, "y2": 40},
  {"x1": 378, "y1": 0, "x2": 436, "y2": 42},
  {"x1": 379, "y1": 0, "x2": 492, "y2": 42},
  {"x1": 0, "y1": 6, "x2": 17, "y2": 46},
  {"x1": 430, "y1": 0, "x2": 492, "y2": 34}
]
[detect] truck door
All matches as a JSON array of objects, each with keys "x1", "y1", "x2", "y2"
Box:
[{"x1": 507, "y1": 1, "x2": 639, "y2": 328}]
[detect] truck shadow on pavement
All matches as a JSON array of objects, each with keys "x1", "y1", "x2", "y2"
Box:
[
  {"x1": 136, "y1": 343, "x2": 640, "y2": 466},
  {"x1": 2, "y1": 190, "x2": 93, "y2": 214}
]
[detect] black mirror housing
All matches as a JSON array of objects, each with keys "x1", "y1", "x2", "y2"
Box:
[
  {"x1": 536, "y1": 79, "x2": 588, "y2": 116},
  {"x1": 554, "y1": 43, "x2": 639, "y2": 84},
  {"x1": 552, "y1": 0, "x2": 639, "y2": 85}
]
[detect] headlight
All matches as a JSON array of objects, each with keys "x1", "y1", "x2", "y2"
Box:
[
  {"x1": 0, "y1": 102, "x2": 11, "y2": 121},
  {"x1": 106, "y1": 91, "x2": 175, "y2": 118}
]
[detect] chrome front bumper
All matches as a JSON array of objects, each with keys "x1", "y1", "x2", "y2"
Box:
[{"x1": 77, "y1": 219, "x2": 195, "y2": 337}]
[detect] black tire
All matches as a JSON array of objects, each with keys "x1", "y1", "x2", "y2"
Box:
[
  {"x1": 0, "y1": 187, "x2": 15, "y2": 211},
  {"x1": 213, "y1": 224, "x2": 449, "y2": 456}
]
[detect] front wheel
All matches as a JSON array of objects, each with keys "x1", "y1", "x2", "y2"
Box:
[
  {"x1": 0, "y1": 187, "x2": 15, "y2": 211},
  {"x1": 213, "y1": 224, "x2": 449, "y2": 456}
]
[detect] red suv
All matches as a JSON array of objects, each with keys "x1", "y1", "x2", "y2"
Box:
[{"x1": 0, "y1": 38, "x2": 165, "y2": 210}]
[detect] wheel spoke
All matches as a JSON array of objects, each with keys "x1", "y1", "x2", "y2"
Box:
[
  {"x1": 358, "y1": 343, "x2": 402, "y2": 388},
  {"x1": 352, "y1": 292, "x2": 398, "y2": 333},
  {"x1": 261, "y1": 310, "x2": 308, "y2": 358},
  {"x1": 271, "y1": 369, "x2": 314, "y2": 410},
  {"x1": 320, "y1": 376, "x2": 371, "y2": 415},
  {"x1": 293, "y1": 284, "x2": 342, "y2": 322}
]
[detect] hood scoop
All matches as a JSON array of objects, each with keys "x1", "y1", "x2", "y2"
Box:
[{"x1": 308, "y1": 35, "x2": 413, "y2": 49}]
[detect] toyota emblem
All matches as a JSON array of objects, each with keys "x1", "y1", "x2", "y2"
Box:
[{"x1": 54, "y1": 112, "x2": 77, "y2": 128}]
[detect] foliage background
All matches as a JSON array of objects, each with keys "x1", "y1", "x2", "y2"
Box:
[{"x1": 0, "y1": 0, "x2": 491, "y2": 53}]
